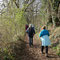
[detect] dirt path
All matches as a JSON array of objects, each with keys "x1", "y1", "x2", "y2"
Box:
[{"x1": 15, "y1": 35, "x2": 60, "y2": 60}]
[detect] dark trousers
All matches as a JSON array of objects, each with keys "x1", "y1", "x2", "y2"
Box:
[
  {"x1": 29, "y1": 37, "x2": 33, "y2": 47},
  {"x1": 41, "y1": 46, "x2": 48, "y2": 54}
]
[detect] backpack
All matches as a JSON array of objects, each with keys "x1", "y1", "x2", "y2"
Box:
[{"x1": 25, "y1": 24, "x2": 28, "y2": 30}]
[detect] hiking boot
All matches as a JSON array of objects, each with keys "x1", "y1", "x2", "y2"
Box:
[
  {"x1": 42, "y1": 52, "x2": 44, "y2": 54},
  {"x1": 41, "y1": 52, "x2": 44, "y2": 56},
  {"x1": 45, "y1": 54, "x2": 48, "y2": 57}
]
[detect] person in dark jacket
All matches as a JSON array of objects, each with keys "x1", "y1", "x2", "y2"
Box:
[
  {"x1": 39, "y1": 25, "x2": 51, "y2": 57},
  {"x1": 26, "y1": 24, "x2": 35, "y2": 47}
]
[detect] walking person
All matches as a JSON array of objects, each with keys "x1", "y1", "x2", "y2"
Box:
[
  {"x1": 26, "y1": 24, "x2": 35, "y2": 47},
  {"x1": 39, "y1": 25, "x2": 51, "y2": 57}
]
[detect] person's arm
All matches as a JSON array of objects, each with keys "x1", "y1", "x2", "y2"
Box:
[
  {"x1": 39, "y1": 31, "x2": 43, "y2": 37},
  {"x1": 48, "y1": 32, "x2": 50, "y2": 36},
  {"x1": 33, "y1": 29, "x2": 35, "y2": 36},
  {"x1": 34, "y1": 29, "x2": 35, "y2": 34},
  {"x1": 47, "y1": 30, "x2": 50, "y2": 36}
]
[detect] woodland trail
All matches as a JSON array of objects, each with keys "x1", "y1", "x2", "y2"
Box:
[{"x1": 15, "y1": 34, "x2": 60, "y2": 60}]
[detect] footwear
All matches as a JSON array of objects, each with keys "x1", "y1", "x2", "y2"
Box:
[
  {"x1": 42, "y1": 52, "x2": 44, "y2": 54},
  {"x1": 45, "y1": 54, "x2": 48, "y2": 57}
]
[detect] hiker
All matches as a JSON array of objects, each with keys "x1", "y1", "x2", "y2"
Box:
[
  {"x1": 26, "y1": 24, "x2": 35, "y2": 47},
  {"x1": 39, "y1": 25, "x2": 51, "y2": 57}
]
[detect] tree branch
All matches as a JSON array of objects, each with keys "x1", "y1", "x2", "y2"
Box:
[{"x1": 23, "y1": 0, "x2": 35, "y2": 11}]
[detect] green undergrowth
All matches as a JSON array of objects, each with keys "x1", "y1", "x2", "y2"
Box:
[
  {"x1": 52, "y1": 45, "x2": 60, "y2": 56},
  {"x1": 50, "y1": 27, "x2": 60, "y2": 56},
  {"x1": 0, "y1": 35, "x2": 25, "y2": 60}
]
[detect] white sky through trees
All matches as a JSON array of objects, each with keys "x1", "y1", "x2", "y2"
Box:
[
  {"x1": 0, "y1": 0, "x2": 7, "y2": 14},
  {"x1": 0, "y1": 0, "x2": 3, "y2": 1},
  {"x1": 0, "y1": 0, "x2": 3, "y2": 9},
  {"x1": 0, "y1": 0, "x2": 3, "y2": 14},
  {"x1": 0, "y1": 0, "x2": 41, "y2": 14}
]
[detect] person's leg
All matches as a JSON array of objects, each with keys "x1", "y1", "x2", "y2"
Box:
[
  {"x1": 29, "y1": 37, "x2": 31, "y2": 47},
  {"x1": 46, "y1": 46, "x2": 48, "y2": 54},
  {"x1": 45, "y1": 46, "x2": 48, "y2": 57},
  {"x1": 41, "y1": 46, "x2": 44, "y2": 54},
  {"x1": 31, "y1": 38, "x2": 33, "y2": 45}
]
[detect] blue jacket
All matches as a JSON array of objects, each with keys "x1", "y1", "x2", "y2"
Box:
[
  {"x1": 39, "y1": 29, "x2": 51, "y2": 46},
  {"x1": 39, "y1": 29, "x2": 50, "y2": 37}
]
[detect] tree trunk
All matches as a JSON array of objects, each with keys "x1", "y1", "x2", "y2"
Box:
[{"x1": 51, "y1": 0, "x2": 60, "y2": 27}]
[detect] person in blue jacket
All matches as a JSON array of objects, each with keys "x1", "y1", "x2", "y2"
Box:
[{"x1": 39, "y1": 25, "x2": 51, "y2": 57}]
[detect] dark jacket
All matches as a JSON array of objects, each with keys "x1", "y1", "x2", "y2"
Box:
[{"x1": 26, "y1": 27, "x2": 35, "y2": 38}]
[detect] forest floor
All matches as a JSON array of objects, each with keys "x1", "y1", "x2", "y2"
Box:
[{"x1": 14, "y1": 34, "x2": 60, "y2": 60}]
